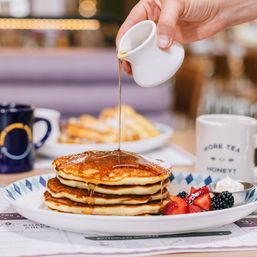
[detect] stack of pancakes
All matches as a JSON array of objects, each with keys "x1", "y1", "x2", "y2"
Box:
[{"x1": 44, "y1": 150, "x2": 171, "y2": 216}]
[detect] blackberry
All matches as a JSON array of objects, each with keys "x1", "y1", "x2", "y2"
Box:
[
  {"x1": 177, "y1": 191, "x2": 188, "y2": 199},
  {"x1": 211, "y1": 191, "x2": 234, "y2": 210}
]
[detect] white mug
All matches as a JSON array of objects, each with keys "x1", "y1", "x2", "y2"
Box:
[
  {"x1": 118, "y1": 20, "x2": 184, "y2": 87},
  {"x1": 33, "y1": 108, "x2": 61, "y2": 144},
  {"x1": 196, "y1": 114, "x2": 257, "y2": 182}
]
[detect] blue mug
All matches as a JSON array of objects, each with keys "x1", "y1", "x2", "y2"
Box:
[{"x1": 0, "y1": 103, "x2": 52, "y2": 173}]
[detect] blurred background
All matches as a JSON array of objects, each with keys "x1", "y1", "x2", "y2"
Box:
[{"x1": 0, "y1": 0, "x2": 256, "y2": 129}]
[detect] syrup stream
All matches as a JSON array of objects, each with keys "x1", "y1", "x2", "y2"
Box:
[{"x1": 118, "y1": 58, "x2": 122, "y2": 150}]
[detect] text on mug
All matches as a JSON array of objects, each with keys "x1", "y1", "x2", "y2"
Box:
[{"x1": 204, "y1": 144, "x2": 240, "y2": 153}]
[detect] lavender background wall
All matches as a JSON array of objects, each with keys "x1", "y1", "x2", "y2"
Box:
[{"x1": 0, "y1": 48, "x2": 173, "y2": 123}]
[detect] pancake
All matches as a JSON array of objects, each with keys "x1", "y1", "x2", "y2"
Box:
[
  {"x1": 57, "y1": 175, "x2": 169, "y2": 195},
  {"x1": 53, "y1": 150, "x2": 170, "y2": 186},
  {"x1": 44, "y1": 191, "x2": 168, "y2": 216},
  {"x1": 47, "y1": 177, "x2": 169, "y2": 205}
]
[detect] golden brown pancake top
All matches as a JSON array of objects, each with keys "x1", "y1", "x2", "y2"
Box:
[{"x1": 53, "y1": 150, "x2": 170, "y2": 183}]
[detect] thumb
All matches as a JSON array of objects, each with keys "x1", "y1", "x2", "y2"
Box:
[{"x1": 157, "y1": 0, "x2": 183, "y2": 48}]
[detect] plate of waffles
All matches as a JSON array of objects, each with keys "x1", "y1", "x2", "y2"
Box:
[
  {"x1": 4, "y1": 150, "x2": 257, "y2": 235},
  {"x1": 37, "y1": 105, "x2": 173, "y2": 158}
]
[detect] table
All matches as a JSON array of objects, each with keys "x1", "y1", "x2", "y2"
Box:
[{"x1": 1, "y1": 130, "x2": 256, "y2": 257}]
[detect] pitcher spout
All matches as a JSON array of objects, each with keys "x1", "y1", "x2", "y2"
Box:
[{"x1": 117, "y1": 51, "x2": 129, "y2": 61}]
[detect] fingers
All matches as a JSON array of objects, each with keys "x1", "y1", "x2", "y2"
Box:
[
  {"x1": 145, "y1": 1, "x2": 161, "y2": 23},
  {"x1": 116, "y1": 1, "x2": 147, "y2": 47},
  {"x1": 157, "y1": 0, "x2": 184, "y2": 48}
]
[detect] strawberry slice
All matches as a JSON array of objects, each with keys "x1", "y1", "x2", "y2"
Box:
[
  {"x1": 195, "y1": 186, "x2": 209, "y2": 195},
  {"x1": 170, "y1": 196, "x2": 187, "y2": 210},
  {"x1": 162, "y1": 196, "x2": 187, "y2": 215},
  {"x1": 190, "y1": 187, "x2": 197, "y2": 194},
  {"x1": 162, "y1": 200, "x2": 178, "y2": 215},
  {"x1": 185, "y1": 186, "x2": 210, "y2": 204},
  {"x1": 187, "y1": 204, "x2": 203, "y2": 213},
  {"x1": 193, "y1": 193, "x2": 211, "y2": 211}
]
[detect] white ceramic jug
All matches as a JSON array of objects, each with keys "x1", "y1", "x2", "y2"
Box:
[{"x1": 118, "y1": 20, "x2": 185, "y2": 87}]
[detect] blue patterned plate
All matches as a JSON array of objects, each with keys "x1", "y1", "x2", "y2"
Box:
[{"x1": 3, "y1": 171, "x2": 257, "y2": 235}]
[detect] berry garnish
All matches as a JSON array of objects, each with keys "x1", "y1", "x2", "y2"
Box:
[
  {"x1": 162, "y1": 200, "x2": 178, "y2": 215},
  {"x1": 190, "y1": 187, "x2": 197, "y2": 194},
  {"x1": 187, "y1": 204, "x2": 203, "y2": 213},
  {"x1": 184, "y1": 186, "x2": 210, "y2": 204},
  {"x1": 211, "y1": 191, "x2": 234, "y2": 210},
  {"x1": 193, "y1": 193, "x2": 211, "y2": 211},
  {"x1": 162, "y1": 186, "x2": 235, "y2": 215},
  {"x1": 177, "y1": 191, "x2": 188, "y2": 199},
  {"x1": 161, "y1": 196, "x2": 187, "y2": 215}
]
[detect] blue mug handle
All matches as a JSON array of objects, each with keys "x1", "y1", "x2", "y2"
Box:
[{"x1": 34, "y1": 117, "x2": 52, "y2": 150}]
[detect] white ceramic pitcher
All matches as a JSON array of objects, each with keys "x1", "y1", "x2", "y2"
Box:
[{"x1": 118, "y1": 20, "x2": 184, "y2": 87}]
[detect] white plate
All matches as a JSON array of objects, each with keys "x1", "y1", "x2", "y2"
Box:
[
  {"x1": 4, "y1": 171, "x2": 257, "y2": 235},
  {"x1": 37, "y1": 123, "x2": 173, "y2": 158}
]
